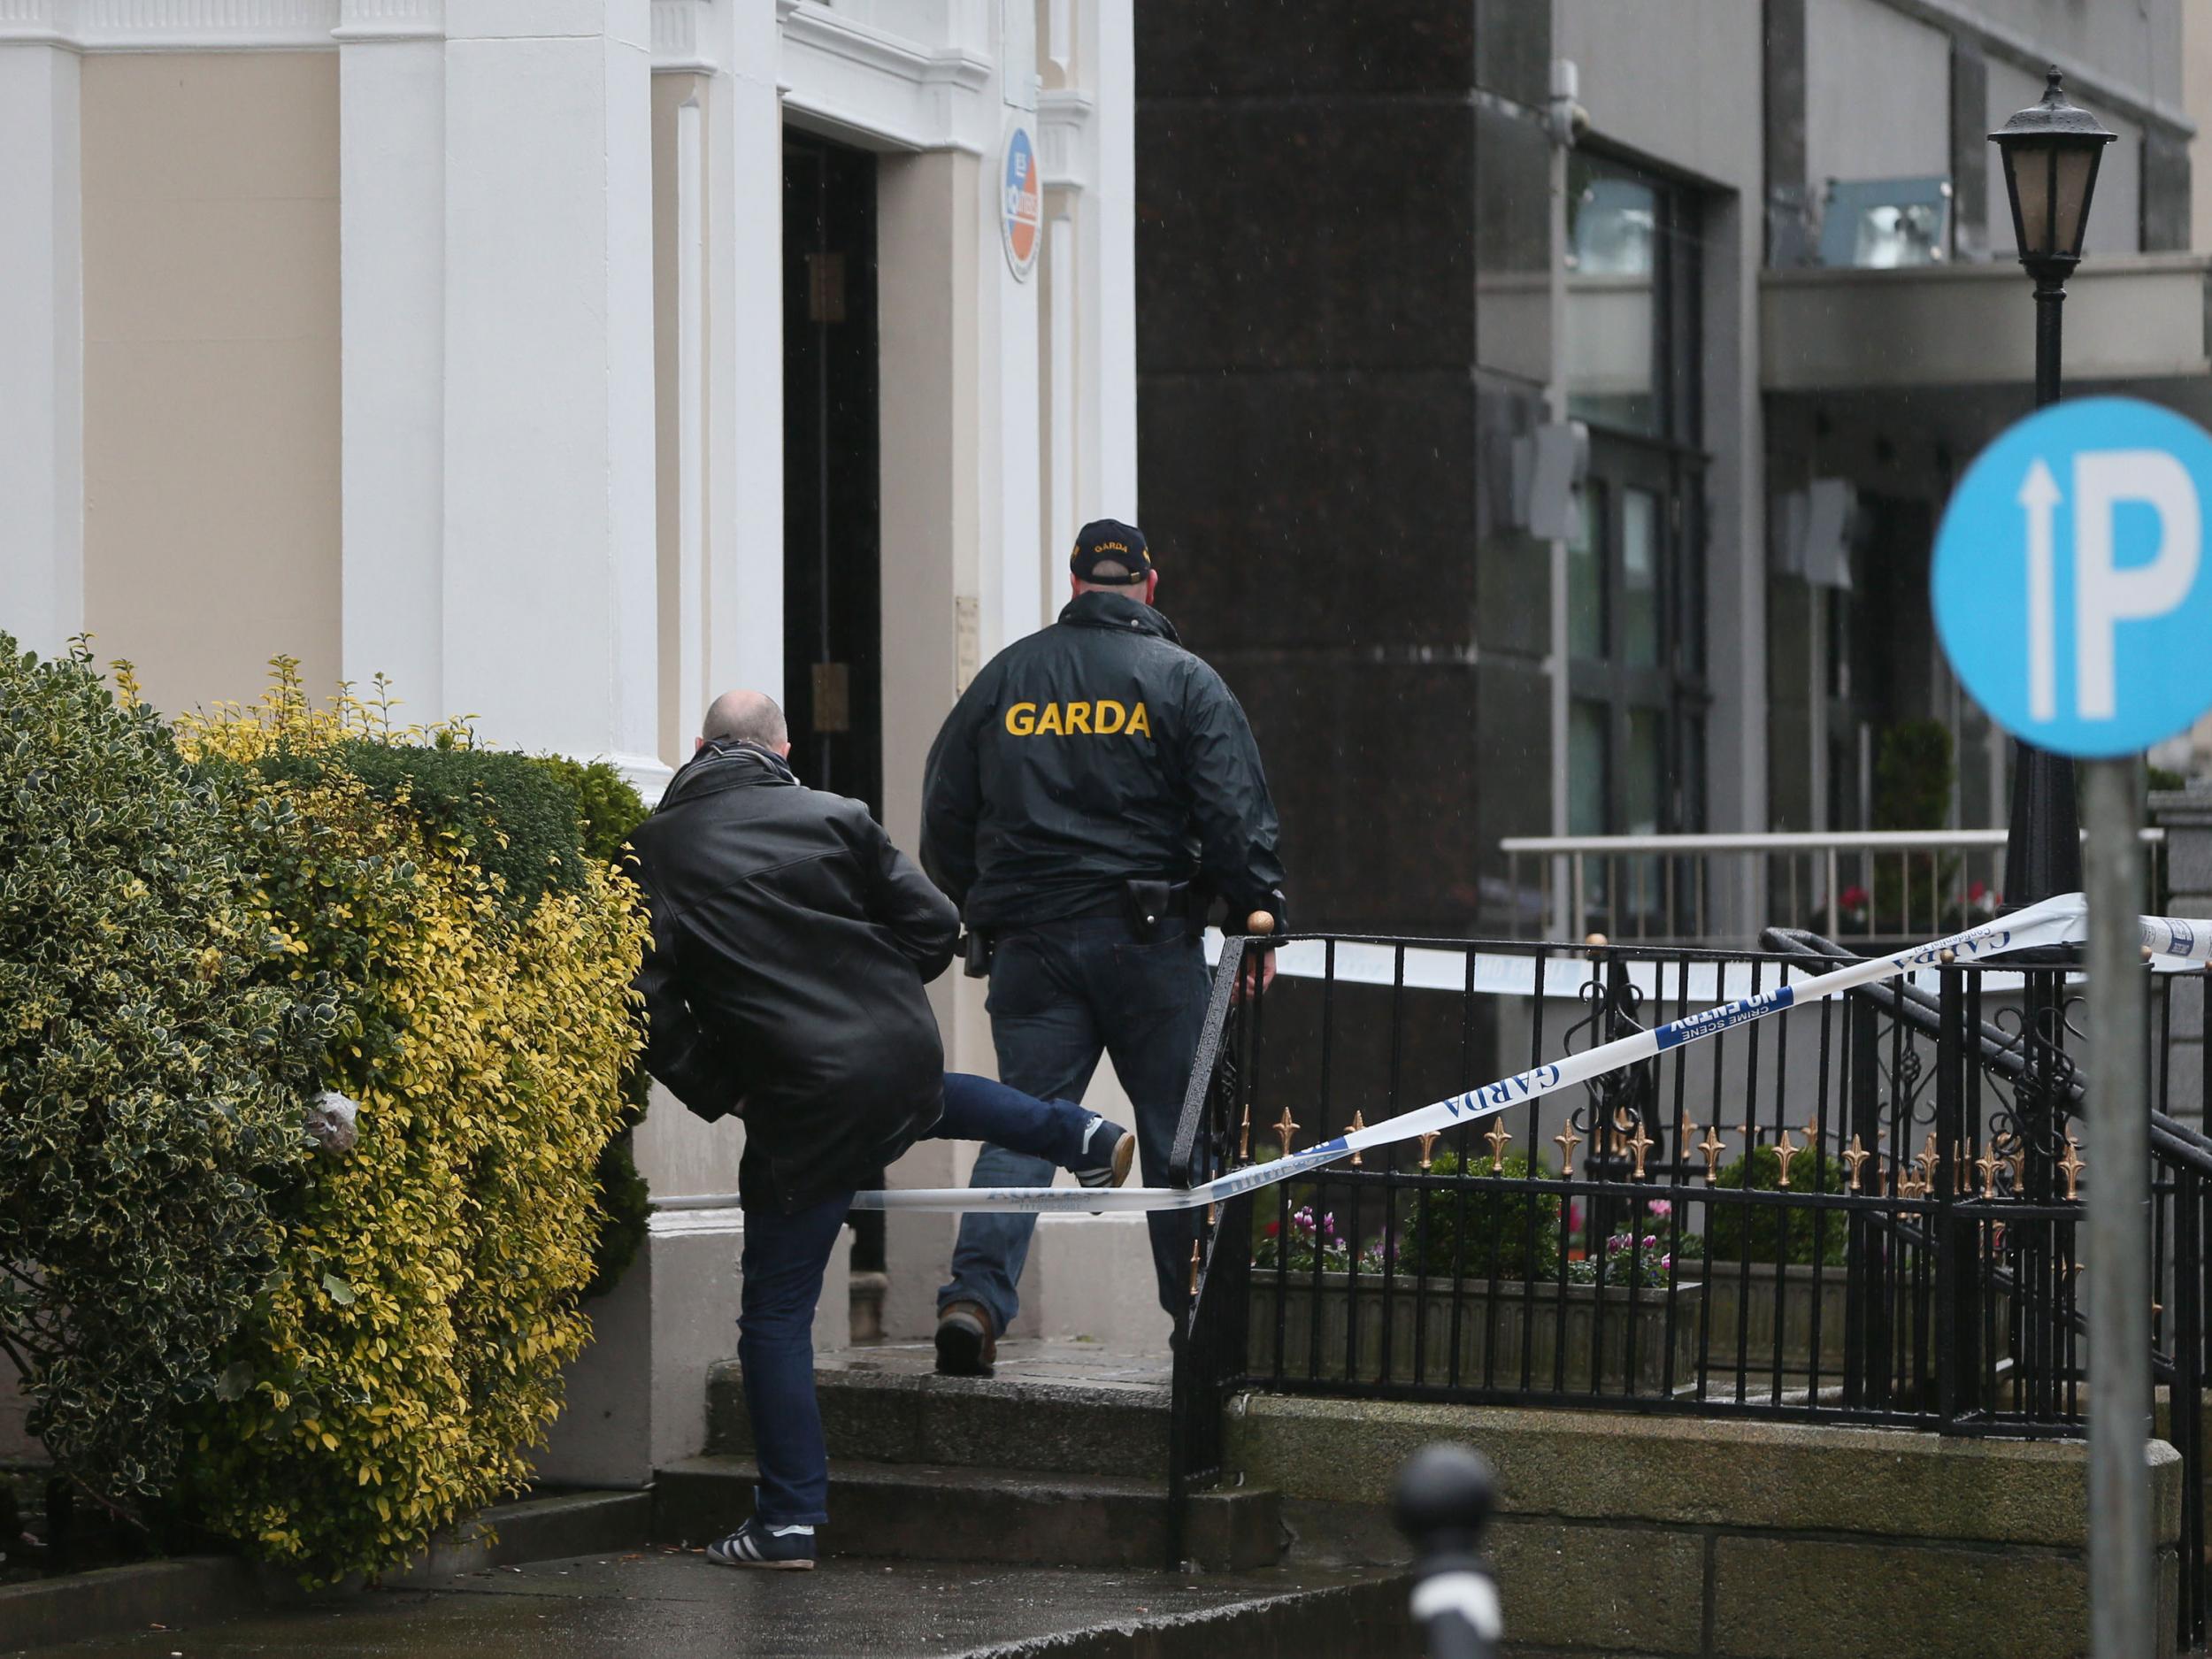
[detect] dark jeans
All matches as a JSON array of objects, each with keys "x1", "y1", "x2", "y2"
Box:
[
  {"x1": 739, "y1": 1071, "x2": 1101, "y2": 1526},
  {"x1": 937, "y1": 916, "x2": 1210, "y2": 1336}
]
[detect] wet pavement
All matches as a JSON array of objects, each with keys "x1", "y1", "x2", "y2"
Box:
[{"x1": 30, "y1": 1548, "x2": 1378, "y2": 1658}]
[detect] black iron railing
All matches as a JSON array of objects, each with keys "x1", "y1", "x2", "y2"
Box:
[{"x1": 1168, "y1": 927, "x2": 2212, "y2": 1646}]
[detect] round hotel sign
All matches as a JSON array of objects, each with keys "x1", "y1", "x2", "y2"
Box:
[{"x1": 1002, "y1": 123, "x2": 1041, "y2": 280}]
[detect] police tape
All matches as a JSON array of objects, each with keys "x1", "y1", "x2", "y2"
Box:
[{"x1": 650, "y1": 890, "x2": 2147, "y2": 1220}]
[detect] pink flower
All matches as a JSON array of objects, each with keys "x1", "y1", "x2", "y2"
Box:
[{"x1": 1646, "y1": 1199, "x2": 1672, "y2": 1220}]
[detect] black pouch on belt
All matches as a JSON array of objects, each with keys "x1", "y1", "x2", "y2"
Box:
[
  {"x1": 961, "y1": 930, "x2": 994, "y2": 978},
  {"x1": 1122, "y1": 878, "x2": 1188, "y2": 944}
]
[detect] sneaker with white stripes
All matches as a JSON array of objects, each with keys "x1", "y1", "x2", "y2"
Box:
[
  {"x1": 705, "y1": 1517, "x2": 816, "y2": 1571},
  {"x1": 1072, "y1": 1114, "x2": 1137, "y2": 1190}
]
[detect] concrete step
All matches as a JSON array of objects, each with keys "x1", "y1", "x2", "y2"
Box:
[
  {"x1": 655, "y1": 1454, "x2": 1282, "y2": 1572},
  {"x1": 705, "y1": 1355, "x2": 1169, "y2": 1479}
]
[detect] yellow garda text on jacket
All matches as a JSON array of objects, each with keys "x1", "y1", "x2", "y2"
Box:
[{"x1": 1003, "y1": 700, "x2": 1152, "y2": 737}]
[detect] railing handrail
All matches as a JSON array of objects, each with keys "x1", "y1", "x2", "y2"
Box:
[
  {"x1": 1765, "y1": 924, "x2": 2212, "y2": 1181},
  {"x1": 1502, "y1": 827, "x2": 2165, "y2": 855}
]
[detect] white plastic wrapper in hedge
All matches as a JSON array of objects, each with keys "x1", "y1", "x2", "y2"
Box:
[{"x1": 305, "y1": 1089, "x2": 360, "y2": 1154}]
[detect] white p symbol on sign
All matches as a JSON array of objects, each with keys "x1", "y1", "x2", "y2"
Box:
[{"x1": 2021, "y1": 450, "x2": 2200, "y2": 721}]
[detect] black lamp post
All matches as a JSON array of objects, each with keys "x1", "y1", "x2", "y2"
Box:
[{"x1": 1989, "y1": 69, "x2": 2116, "y2": 909}]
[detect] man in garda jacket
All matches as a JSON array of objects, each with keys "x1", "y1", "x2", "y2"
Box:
[
  {"x1": 629, "y1": 691, "x2": 1138, "y2": 1569},
  {"x1": 920, "y1": 518, "x2": 1289, "y2": 1374}
]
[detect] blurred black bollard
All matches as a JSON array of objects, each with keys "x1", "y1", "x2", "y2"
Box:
[{"x1": 1394, "y1": 1443, "x2": 1502, "y2": 1659}]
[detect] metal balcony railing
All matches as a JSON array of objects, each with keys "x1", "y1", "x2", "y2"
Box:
[{"x1": 1497, "y1": 828, "x2": 2169, "y2": 945}]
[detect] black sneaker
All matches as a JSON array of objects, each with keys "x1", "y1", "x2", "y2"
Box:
[
  {"x1": 934, "y1": 1301, "x2": 997, "y2": 1377},
  {"x1": 705, "y1": 1517, "x2": 816, "y2": 1571},
  {"x1": 1072, "y1": 1115, "x2": 1138, "y2": 1190}
]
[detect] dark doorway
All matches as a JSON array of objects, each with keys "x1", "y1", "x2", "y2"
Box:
[{"x1": 782, "y1": 133, "x2": 881, "y2": 815}]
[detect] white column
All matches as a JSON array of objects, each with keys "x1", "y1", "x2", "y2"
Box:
[
  {"x1": 442, "y1": 0, "x2": 663, "y2": 792},
  {"x1": 987, "y1": 240, "x2": 1043, "y2": 646},
  {"x1": 338, "y1": 3, "x2": 446, "y2": 707},
  {"x1": 1084, "y1": 0, "x2": 1137, "y2": 515},
  {"x1": 0, "y1": 38, "x2": 82, "y2": 660},
  {"x1": 700, "y1": 0, "x2": 783, "y2": 704},
  {"x1": 1044, "y1": 210, "x2": 1079, "y2": 563}
]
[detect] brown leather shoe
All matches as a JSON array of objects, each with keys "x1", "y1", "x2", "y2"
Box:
[{"x1": 934, "y1": 1301, "x2": 997, "y2": 1377}]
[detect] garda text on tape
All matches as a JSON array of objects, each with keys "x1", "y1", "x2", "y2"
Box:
[{"x1": 655, "y1": 893, "x2": 2099, "y2": 1219}]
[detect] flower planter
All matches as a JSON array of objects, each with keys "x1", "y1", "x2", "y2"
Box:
[
  {"x1": 1701, "y1": 1262, "x2": 1851, "y2": 1373},
  {"x1": 1246, "y1": 1271, "x2": 1702, "y2": 1397}
]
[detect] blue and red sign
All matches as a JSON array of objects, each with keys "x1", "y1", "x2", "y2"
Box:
[{"x1": 1002, "y1": 125, "x2": 1040, "y2": 280}]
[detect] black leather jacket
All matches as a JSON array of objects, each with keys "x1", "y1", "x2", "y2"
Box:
[
  {"x1": 628, "y1": 741, "x2": 957, "y2": 1214},
  {"x1": 920, "y1": 591, "x2": 1287, "y2": 931}
]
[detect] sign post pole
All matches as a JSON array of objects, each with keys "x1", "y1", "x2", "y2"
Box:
[
  {"x1": 2083, "y1": 757, "x2": 2152, "y2": 1659},
  {"x1": 1932, "y1": 395, "x2": 2212, "y2": 1657}
]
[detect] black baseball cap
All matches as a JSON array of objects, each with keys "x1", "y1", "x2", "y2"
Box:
[{"x1": 1071, "y1": 518, "x2": 1152, "y2": 585}]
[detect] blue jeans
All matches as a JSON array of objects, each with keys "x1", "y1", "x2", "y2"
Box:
[
  {"x1": 739, "y1": 1071, "x2": 1102, "y2": 1525},
  {"x1": 937, "y1": 918, "x2": 1210, "y2": 1336}
]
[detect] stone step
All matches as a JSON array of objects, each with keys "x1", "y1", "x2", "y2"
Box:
[
  {"x1": 655, "y1": 1454, "x2": 1282, "y2": 1572},
  {"x1": 704, "y1": 1355, "x2": 1170, "y2": 1479}
]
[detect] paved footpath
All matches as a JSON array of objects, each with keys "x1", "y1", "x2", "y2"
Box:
[{"x1": 30, "y1": 1549, "x2": 1387, "y2": 1658}]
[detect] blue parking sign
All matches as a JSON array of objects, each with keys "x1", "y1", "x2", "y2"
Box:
[{"x1": 1932, "y1": 396, "x2": 2212, "y2": 759}]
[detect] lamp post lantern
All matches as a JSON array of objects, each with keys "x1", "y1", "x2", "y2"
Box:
[{"x1": 1990, "y1": 68, "x2": 2116, "y2": 910}]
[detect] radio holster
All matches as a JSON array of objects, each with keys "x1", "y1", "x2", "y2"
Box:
[{"x1": 1122, "y1": 878, "x2": 1195, "y2": 945}]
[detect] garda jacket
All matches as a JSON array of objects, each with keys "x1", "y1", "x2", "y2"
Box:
[
  {"x1": 921, "y1": 590, "x2": 1287, "y2": 931},
  {"x1": 629, "y1": 741, "x2": 957, "y2": 1214}
]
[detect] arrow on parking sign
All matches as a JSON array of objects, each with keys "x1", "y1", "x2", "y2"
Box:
[{"x1": 2020, "y1": 459, "x2": 2060, "y2": 721}]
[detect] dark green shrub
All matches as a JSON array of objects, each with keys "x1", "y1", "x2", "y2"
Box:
[
  {"x1": 1404, "y1": 1151, "x2": 1562, "y2": 1280},
  {"x1": 250, "y1": 740, "x2": 585, "y2": 915},
  {"x1": 1708, "y1": 1145, "x2": 1847, "y2": 1266},
  {"x1": 0, "y1": 640, "x2": 333, "y2": 1518},
  {"x1": 528, "y1": 754, "x2": 650, "y2": 865}
]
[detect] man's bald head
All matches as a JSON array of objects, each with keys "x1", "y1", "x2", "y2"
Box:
[{"x1": 701, "y1": 689, "x2": 790, "y2": 753}]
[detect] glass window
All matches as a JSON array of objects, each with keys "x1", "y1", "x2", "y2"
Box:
[
  {"x1": 1566, "y1": 165, "x2": 1657, "y2": 436},
  {"x1": 1568, "y1": 480, "x2": 1606, "y2": 660},
  {"x1": 1569, "y1": 700, "x2": 1609, "y2": 837},
  {"x1": 1567, "y1": 155, "x2": 1701, "y2": 445},
  {"x1": 1620, "y1": 487, "x2": 1660, "y2": 668},
  {"x1": 1625, "y1": 709, "x2": 1664, "y2": 837}
]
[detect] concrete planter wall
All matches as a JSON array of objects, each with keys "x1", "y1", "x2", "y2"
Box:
[
  {"x1": 1247, "y1": 1271, "x2": 1701, "y2": 1396},
  {"x1": 1232, "y1": 1396, "x2": 2184, "y2": 1659},
  {"x1": 1701, "y1": 1261, "x2": 1850, "y2": 1373}
]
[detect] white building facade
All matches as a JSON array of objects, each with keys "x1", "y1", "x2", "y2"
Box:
[{"x1": 0, "y1": 0, "x2": 1154, "y2": 1478}]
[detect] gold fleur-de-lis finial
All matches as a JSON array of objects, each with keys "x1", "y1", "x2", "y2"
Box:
[
  {"x1": 1975, "y1": 1146, "x2": 2001, "y2": 1200},
  {"x1": 1955, "y1": 1139, "x2": 1972, "y2": 1195},
  {"x1": 1772, "y1": 1128, "x2": 1799, "y2": 1189},
  {"x1": 1274, "y1": 1108, "x2": 1300, "y2": 1156},
  {"x1": 2060, "y1": 1133, "x2": 2085, "y2": 1202},
  {"x1": 1843, "y1": 1135, "x2": 1870, "y2": 1193},
  {"x1": 1188, "y1": 1240, "x2": 1202, "y2": 1296},
  {"x1": 1916, "y1": 1131, "x2": 1940, "y2": 1189},
  {"x1": 1698, "y1": 1123, "x2": 1727, "y2": 1182},
  {"x1": 1554, "y1": 1125, "x2": 1583, "y2": 1179},
  {"x1": 1238, "y1": 1103, "x2": 1253, "y2": 1165},
  {"x1": 1626, "y1": 1121, "x2": 1655, "y2": 1179},
  {"x1": 1417, "y1": 1131, "x2": 1440, "y2": 1171},
  {"x1": 1348, "y1": 1110, "x2": 1367, "y2": 1167},
  {"x1": 1485, "y1": 1122, "x2": 1513, "y2": 1172}
]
